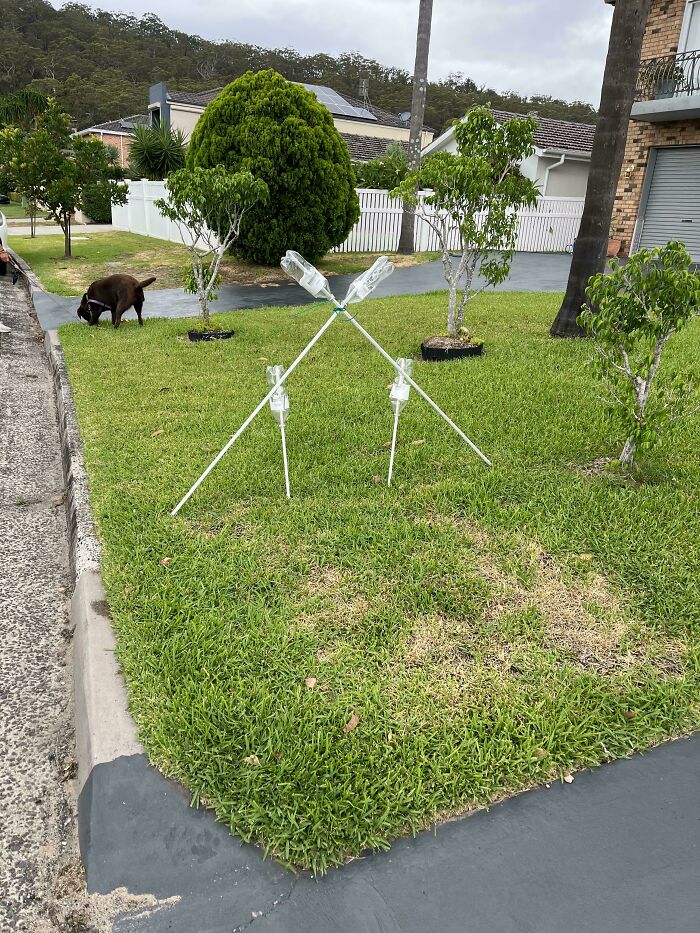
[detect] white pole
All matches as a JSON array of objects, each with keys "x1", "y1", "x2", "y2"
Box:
[
  {"x1": 387, "y1": 406, "x2": 400, "y2": 487},
  {"x1": 280, "y1": 420, "x2": 291, "y2": 499},
  {"x1": 343, "y1": 311, "x2": 492, "y2": 467},
  {"x1": 171, "y1": 308, "x2": 340, "y2": 515}
]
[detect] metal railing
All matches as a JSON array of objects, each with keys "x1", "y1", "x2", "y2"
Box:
[{"x1": 636, "y1": 49, "x2": 700, "y2": 102}]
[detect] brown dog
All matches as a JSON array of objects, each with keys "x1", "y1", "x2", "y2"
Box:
[{"x1": 77, "y1": 274, "x2": 157, "y2": 328}]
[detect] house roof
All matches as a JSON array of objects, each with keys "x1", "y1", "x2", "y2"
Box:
[
  {"x1": 165, "y1": 82, "x2": 432, "y2": 132},
  {"x1": 167, "y1": 87, "x2": 224, "y2": 107},
  {"x1": 423, "y1": 109, "x2": 596, "y2": 158},
  {"x1": 342, "y1": 92, "x2": 434, "y2": 132},
  {"x1": 79, "y1": 113, "x2": 150, "y2": 135},
  {"x1": 342, "y1": 133, "x2": 407, "y2": 162}
]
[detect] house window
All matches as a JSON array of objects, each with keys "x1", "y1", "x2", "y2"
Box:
[{"x1": 681, "y1": 1, "x2": 700, "y2": 53}]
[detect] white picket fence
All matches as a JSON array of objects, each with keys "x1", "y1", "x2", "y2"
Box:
[{"x1": 112, "y1": 181, "x2": 584, "y2": 255}]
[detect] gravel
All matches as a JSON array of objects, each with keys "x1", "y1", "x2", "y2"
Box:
[{"x1": 0, "y1": 274, "x2": 84, "y2": 931}]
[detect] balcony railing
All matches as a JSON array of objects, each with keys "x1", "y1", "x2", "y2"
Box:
[{"x1": 636, "y1": 49, "x2": 700, "y2": 102}]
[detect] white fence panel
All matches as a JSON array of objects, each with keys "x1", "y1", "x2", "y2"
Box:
[
  {"x1": 331, "y1": 190, "x2": 583, "y2": 254},
  {"x1": 112, "y1": 179, "x2": 214, "y2": 250},
  {"x1": 113, "y1": 182, "x2": 583, "y2": 255}
]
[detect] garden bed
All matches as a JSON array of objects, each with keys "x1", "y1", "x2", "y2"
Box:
[{"x1": 59, "y1": 292, "x2": 700, "y2": 872}]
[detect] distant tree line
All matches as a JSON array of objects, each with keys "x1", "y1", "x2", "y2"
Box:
[{"x1": 0, "y1": 0, "x2": 598, "y2": 132}]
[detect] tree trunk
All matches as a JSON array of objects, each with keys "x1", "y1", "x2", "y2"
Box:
[
  {"x1": 447, "y1": 281, "x2": 457, "y2": 336},
  {"x1": 30, "y1": 204, "x2": 36, "y2": 238},
  {"x1": 619, "y1": 437, "x2": 636, "y2": 468},
  {"x1": 550, "y1": 0, "x2": 651, "y2": 338},
  {"x1": 200, "y1": 295, "x2": 210, "y2": 326},
  {"x1": 63, "y1": 214, "x2": 72, "y2": 259},
  {"x1": 397, "y1": 0, "x2": 433, "y2": 255}
]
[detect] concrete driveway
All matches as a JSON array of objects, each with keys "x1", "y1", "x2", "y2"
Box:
[{"x1": 29, "y1": 252, "x2": 573, "y2": 331}]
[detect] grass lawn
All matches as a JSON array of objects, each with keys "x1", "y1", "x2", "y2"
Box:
[
  {"x1": 1, "y1": 200, "x2": 49, "y2": 220},
  {"x1": 59, "y1": 291, "x2": 700, "y2": 872},
  {"x1": 13, "y1": 230, "x2": 438, "y2": 295}
]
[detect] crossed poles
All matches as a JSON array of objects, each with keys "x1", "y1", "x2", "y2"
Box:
[{"x1": 171, "y1": 252, "x2": 491, "y2": 516}]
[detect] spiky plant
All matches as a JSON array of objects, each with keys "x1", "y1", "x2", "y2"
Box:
[{"x1": 128, "y1": 123, "x2": 187, "y2": 181}]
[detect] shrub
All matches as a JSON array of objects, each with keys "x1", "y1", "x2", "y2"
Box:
[
  {"x1": 353, "y1": 143, "x2": 407, "y2": 189},
  {"x1": 186, "y1": 69, "x2": 359, "y2": 265},
  {"x1": 81, "y1": 183, "x2": 113, "y2": 223},
  {"x1": 129, "y1": 123, "x2": 186, "y2": 180},
  {"x1": 580, "y1": 241, "x2": 700, "y2": 469}
]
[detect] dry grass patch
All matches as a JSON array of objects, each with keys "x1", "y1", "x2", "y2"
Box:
[
  {"x1": 295, "y1": 564, "x2": 370, "y2": 632},
  {"x1": 400, "y1": 516, "x2": 683, "y2": 688}
]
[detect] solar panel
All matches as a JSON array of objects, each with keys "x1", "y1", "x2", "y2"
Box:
[{"x1": 299, "y1": 83, "x2": 377, "y2": 122}]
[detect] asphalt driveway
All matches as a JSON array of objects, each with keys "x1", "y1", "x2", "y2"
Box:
[{"x1": 30, "y1": 252, "x2": 572, "y2": 331}]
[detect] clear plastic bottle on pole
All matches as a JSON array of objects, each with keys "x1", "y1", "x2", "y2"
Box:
[
  {"x1": 388, "y1": 358, "x2": 413, "y2": 486},
  {"x1": 170, "y1": 252, "x2": 490, "y2": 517},
  {"x1": 266, "y1": 365, "x2": 291, "y2": 498}
]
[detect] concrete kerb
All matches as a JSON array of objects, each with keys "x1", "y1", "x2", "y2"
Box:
[
  {"x1": 43, "y1": 328, "x2": 143, "y2": 799},
  {"x1": 12, "y1": 253, "x2": 144, "y2": 824}
]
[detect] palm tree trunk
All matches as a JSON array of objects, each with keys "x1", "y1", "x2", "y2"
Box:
[
  {"x1": 397, "y1": 0, "x2": 433, "y2": 255},
  {"x1": 550, "y1": 0, "x2": 651, "y2": 338}
]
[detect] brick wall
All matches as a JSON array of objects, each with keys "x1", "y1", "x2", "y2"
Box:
[
  {"x1": 613, "y1": 0, "x2": 696, "y2": 252},
  {"x1": 640, "y1": 0, "x2": 686, "y2": 58},
  {"x1": 84, "y1": 131, "x2": 133, "y2": 168}
]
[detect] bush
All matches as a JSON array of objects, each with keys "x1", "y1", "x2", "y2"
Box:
[
  {"x1": 186, "y1": 69, "x2": 360, "y2": 265},
  {"x1": 580, "y1": 241, "x2": 700, "y2": 469},
  {"x1": 353, "y1": 143, "x2": 407, "y2": 189},
  {"x1": 81, "y1": 183, "x2": 113, "y2": 223}
]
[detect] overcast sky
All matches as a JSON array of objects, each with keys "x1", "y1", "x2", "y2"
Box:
[{"x1": 54, "y1": 0, "x2": 614, "y2": 106}]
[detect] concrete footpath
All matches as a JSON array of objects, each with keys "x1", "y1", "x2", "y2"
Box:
[
  {"x1": 0, "y1": 274, "x2": 80, "y2": 930},
  {"x1": 31, "y1": 252, "x2": 573, "y2": 330}
]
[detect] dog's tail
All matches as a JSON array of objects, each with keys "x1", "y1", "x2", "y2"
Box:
[{"x1": 138, "y1": 276, "x2": 157, "y2": 289}]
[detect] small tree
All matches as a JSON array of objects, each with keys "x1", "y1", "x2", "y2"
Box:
[
  {"x1": 156, "y1": 166, "x2": 268, "y2": 325},
  {"x1": 128, "y1": 123, "x2": 187, "y2": 180},
  {"x1": 3, "y1": 101, "x2": 127, "y2": 256},
  {"x1": 0, "y1": 125, "x2": 45, "y2": 237},
  {"x1": 392, "y1": 106, "x2": 538, "y2": 341},
  {"x1": 580, "y1": 242, "x2": 700, "y2": 470}
]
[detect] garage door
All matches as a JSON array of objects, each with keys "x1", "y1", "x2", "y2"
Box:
[{"x1": 638, "y1": 147, "x2": 700, "y2": 260}]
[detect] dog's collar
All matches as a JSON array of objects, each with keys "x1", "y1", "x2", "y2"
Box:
[{"x1": 87, "y1": 298, "x2": 112, "y2": 309}]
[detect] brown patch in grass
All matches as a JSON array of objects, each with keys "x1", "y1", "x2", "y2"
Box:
[
  {"x1": 296, "y1": 565, "x2": 370, "y2": 632},
  {"x1": 401, "y1": 518, "x2": 683, "y2": 686}
]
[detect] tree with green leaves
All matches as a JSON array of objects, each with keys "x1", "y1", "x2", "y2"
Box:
[
  {"x1": 155, "y1": 166, "x2": 268, "y2": 325},
  {"x1": 580, "y1": 242, "x2": 700, "y2": 470},
  {"x1": 186, "y1": 70, "x2": 359, "y2": 265},
  {"x1": 0, "y1": 126, "x2": 44, "y2": 236},
  {"x1": 128, "y1": 122, "x2": 187, "y2": 180},
  {"x1": 392, "y1": 107, "x2": 538, "y2": 343},
  {"x1": 0, "y1": 89, "x2": 48, "y2": 130},
  {"x1": 3, "y1": 100, "x2": 127, "y2": 256}
]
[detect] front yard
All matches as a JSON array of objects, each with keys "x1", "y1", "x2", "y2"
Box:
[
  {"x1": 14, "y1": 231, "x2": 438, "y2": 295},
  {"x1": 59, "y1": 291, "x2": 700, "y2": 872}
]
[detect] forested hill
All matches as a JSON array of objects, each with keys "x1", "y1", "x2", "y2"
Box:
[{"x1": 1, "y1": 0, "x2": 598, "y2": 132}]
